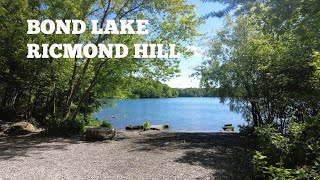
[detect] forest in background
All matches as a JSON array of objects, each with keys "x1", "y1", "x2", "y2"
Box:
[
  {"x1": 127, "y1": 78, "x2": 219, "y2": 98},
  {"x1": 197, "y1": 0, "x2": 320, "y2": 179},
  {"x1": 177, "y1": 87, "x2": 218, "y2": 97},
  {"x1": 126, "y1": 78, "x2": 179, "y2": 98}
]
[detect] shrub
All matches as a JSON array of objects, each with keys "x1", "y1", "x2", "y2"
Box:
[
  {"x1": 252, "y1": 151, "x2": 320, "y2": 180},
  {"x1": 288, "y1": 116, "x2": 320, "y2": 168},
  {"x1": 250, "y1": 114, "x2": 320, "y2": 179},
  {"x1": 255, "y1": 125, "x2": 290, "y2": 165},
  {"x1": 294, "y1": 162, "x2": 320, "y2": 180},
  {"x1": 252, "y1": 151, "x2": 268, "y2": 174},
  {"x1": 43, "y1": 116, "x2": 85, "y2": 136},
  {"x1": 239, "y1": 124, "x2": 255, "y2": 136},
  {"x1": 84, "y1": 115, "x2": 102, "y2": 127},
  {"x1": 100, "y1": 119, "x2": 113, "y2": 128},
  {"x1": 263, "y1": 161, "x2": 294, "y2": 180},
  {"x1": 143, "y1": 121, "x2": 151, "y2": 131}
]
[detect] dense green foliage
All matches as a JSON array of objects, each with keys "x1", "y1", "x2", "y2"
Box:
[
  {"x1": 251, "y1": 115, "x2": 320, "y2": 179},
  {"x1": 0, "y1": 0, "x2": 201, "y2": 134},
  {"x1": 199, "y1": 0, "x2": 320, "y2": 178},
  {"x1": 100, "y1": 120, "x2": 113, "y2": 129},
  {"x1": 143, "y1": 120, "x2": 151, "y2": 131},
  {"x1": 129, "y1": 85, "x2": 220, "y2": 98},
  {"x1": 127, "y1": 78, "x2": 179, "y2": 98},
  {"x1": 178, "y1": 88, "x2": 204, "y2": 97},
  {"x1": 177, "y1": 88, "x2": 218, "y2": 97},
  {"x1": 86, "y1": 116, "x2": 103, "y2": 127}
]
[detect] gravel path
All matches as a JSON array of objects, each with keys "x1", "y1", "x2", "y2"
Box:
[{"x1": 0, "y1": 131, "x2": 250, "y2": 180}]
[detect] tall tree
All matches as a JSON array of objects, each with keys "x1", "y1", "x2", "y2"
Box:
[
  {"x1": 197, "y1": 1, "x2": 320, "y2": 127},
  {"x1": 0, "y1": 0, "x2": 201, "y2": 132}
]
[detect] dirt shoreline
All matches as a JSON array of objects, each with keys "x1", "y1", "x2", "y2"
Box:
[{"x1": 0, "y1": 131, "x2": 251, "y2": 179}]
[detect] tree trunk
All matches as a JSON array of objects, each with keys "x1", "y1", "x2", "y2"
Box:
[{"x1": 251, "y1": 102, "x2": 259, "y2": 127}]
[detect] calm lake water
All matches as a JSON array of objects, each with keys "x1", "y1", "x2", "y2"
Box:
[{"x1": 95, "y1": 97, "x2": 245, "y2": 132}]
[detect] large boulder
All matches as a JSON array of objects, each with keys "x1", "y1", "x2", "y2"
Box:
[
  {"x1": 85, "y1": 127, "x2": 116, "y2": 141},
  {"x1": 4, "y1": 121, "x2": 36, "y2": 135}
]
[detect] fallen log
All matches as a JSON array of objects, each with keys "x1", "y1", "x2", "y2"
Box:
[{"x1": 125, "y1": 125, "x2": 143, "y2": 130}]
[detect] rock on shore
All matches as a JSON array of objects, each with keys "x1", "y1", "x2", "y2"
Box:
[{"x1": 4, "y1": 122, "x2": 36, "y2": 135}]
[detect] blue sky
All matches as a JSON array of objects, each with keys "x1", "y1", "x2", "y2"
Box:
[{"x1": 165, "y1": 0, "x2": 226, "y2": 88}]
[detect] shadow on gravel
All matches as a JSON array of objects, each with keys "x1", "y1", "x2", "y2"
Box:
[
  {"x1": 0, "y1": 133, "x2": 83, "y2": 160},
  {"x1": 131, "y1": 132, "x2": 252, "y2": 180},
  {"x1": 0, "y1": 131, "x2": 252, "y2": 179}
]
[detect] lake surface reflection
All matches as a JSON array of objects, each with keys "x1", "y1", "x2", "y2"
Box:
[{"x1": 95, "y1": 97, "x2": 245, "y2": 132}]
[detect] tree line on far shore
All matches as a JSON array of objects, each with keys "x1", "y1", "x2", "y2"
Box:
[
  {"x1": 177, "y1": 88, "x2": 218, "y2": 97},
  {"x1": 126, "y1": 78, "x2": 179, "y2": 99},
  {"x1": 127, "y1": 78, "x2": 219, "y2": 98}
]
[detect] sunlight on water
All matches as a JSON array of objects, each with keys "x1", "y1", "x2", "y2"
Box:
[{"x1": 95, "y1": 97, "x2": 246, "y2": 132}]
